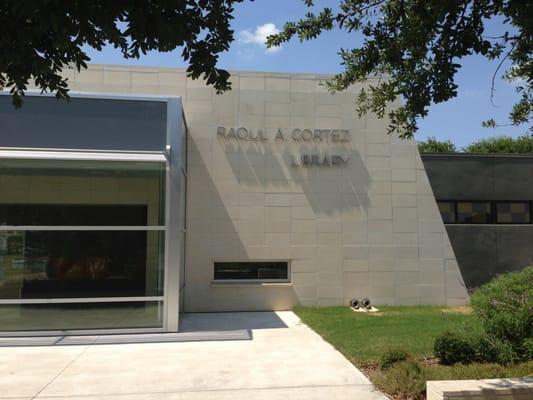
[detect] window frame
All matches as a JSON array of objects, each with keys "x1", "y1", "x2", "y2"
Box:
[
  {"x1": 212, "y1": 260, "x2": 291, "y2": 283},
  {"x1": 0, "y1": 153, "x2": 169, "y2": 334}
]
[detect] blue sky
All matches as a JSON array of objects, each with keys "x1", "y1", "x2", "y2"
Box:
[{"x1": 84, "y1": 0, "x2": 526, "y2": 148}]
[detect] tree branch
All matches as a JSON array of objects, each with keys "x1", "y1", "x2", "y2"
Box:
[{"x1": 490, "y1": 41, "x2": 516, "y2": 106}]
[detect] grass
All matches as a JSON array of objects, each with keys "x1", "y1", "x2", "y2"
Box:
[
  {"x1": 295, "y1": 306, "x2": 533, "y2": 400},
  {"x1": 294, "y1": 305, "x2": 475, "y2": 365}
]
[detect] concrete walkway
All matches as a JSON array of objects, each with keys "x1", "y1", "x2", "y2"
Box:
[{"x1": 0, "y1": 311, "x2": 387, "y2": 399}]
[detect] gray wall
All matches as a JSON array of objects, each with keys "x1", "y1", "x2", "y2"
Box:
[
  {"x1": 0, "y1": 94, "x2": 167, "y2": 151},
  {"x1": 422, "y1": 154, "x2": 533, "y2": 287}
]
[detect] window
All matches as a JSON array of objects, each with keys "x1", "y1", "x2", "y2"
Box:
[
  {"x1": 496, "y1": 202, "x2": 531, "y2": 224},
  {"x1": 457, "y1": 201, "x2": 492, "y2": 224},
  {"x1": 0, "y1": 158, "x2": 166, "y2": 330},
  {"x1": 435, "y1": 200, "x2": 532, "y2": 225},
  {"x1": 437, "y1": 201, "x2": 456, "y2": 223},
  {"x1": 1, "y1": 301, "x2": 163, "y2": 331},
  {"x1": 0, "y1": 230, "x2": 164, "y2": 299},
  {"x1": 214, "y1": 261, "x2": 289, "y2": 281}
]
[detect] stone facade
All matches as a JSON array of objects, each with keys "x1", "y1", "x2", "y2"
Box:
[{"x1": 52, "y1": 64, "x2": 469, "y2": 310}]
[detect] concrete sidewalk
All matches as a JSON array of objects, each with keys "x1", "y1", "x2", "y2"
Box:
[{"x1": 0, "y1": 311, "x2": 387, "y2": 399}]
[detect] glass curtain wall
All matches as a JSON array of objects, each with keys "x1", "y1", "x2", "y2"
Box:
[{"x1": 0, "y1": 158, "x2": 166, "y2": 331}]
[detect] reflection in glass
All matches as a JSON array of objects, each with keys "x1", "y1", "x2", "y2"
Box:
[
  {"x1": 0, "y1": 157, "x2": 170, "y2": 332},
  {"x1": 0, "y1": 301, "x2": 163, "y2": 331},
  {"x1": 496, "y1": 202, "x2": 531, "y2": 224},
  {"x1": 0, "y1": 231, "x2": 164, "y2": 299},
  {"x1": 457, "y1": 202, "x2": 491, "y2": 224},
  {"x1": 0, "y1": 204, "x2": 148, "y2": 226},
  {"x1": 0, "y1": 158, "x2": 166, "y2": 226}
]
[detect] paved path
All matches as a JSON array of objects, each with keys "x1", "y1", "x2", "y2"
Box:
[{"x1": 0, "y1": 311, "x2": 387, "y2": 399}]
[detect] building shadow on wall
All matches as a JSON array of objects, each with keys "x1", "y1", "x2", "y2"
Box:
[
  {"x1": 221, "y1": 137, "x2": 370, "y2": 216},
  {"x1": 185, "y1": 137, "x2": 300, "y2": 312}
]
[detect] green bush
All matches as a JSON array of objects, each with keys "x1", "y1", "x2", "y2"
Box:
[
  {"x1": 426, "y1": 361, "x2": 533, "y2": 380},
  {"x1": 524, "y1": 338, "x2": 533, "y2": 360},
  {"x1": 373, "y1": 360, "x2": 533, "y2": 400},
  {"x1": 458, "y1": 322, "x2": 508, "y2": 364},
  {"x1": 434, "y1": 325, "x2": 527, "y2": 365},
  {"x1": 470, "y1": 266, "x2": 533, "y2": 362},
  {"x1": 434, "y1": 267, "x2": 532, "y2": 365},
  {"x1": 379, "y1": 348, "x2": 408, "y2": 369},
  {"x1": 372, "y1": 361, "x2": 426, "y2": 400},
  {"x1": 434, "y1": 331, "x2": 476, "y2": 365}
]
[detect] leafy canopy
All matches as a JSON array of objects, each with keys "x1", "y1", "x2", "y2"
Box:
[
  {"x1": 464, "y1": 134, "x2": 533, "y2": 153},
  {"x1": 417, "y1": 137, "x2": 458, "y2": 153},
  {"x1": 267, "y1": 0, "x2": 532, "y2": 138},
  {"x1": 0, "y1": 0, "x2": 243, "y2": 107},
  {"x1": 418, "y1": 134, "x2": 533, "y2": 153}
]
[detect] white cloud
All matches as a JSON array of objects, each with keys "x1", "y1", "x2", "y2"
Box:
[{"x1": 239, "y1": 23, "x2": 282, "y2": 53}]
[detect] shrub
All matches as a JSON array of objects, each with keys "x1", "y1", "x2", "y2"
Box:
[
  {"x1": 426, "y1": 361, "x2": 533, "y2": 380},
  {"x1": 379, "y1": 348, "x2": 408, "y2": 369},
  {"x1": 434, "y1": 331, "x2": 476, "y2": 365},
  {"x1": 372, "y1": 361, "x2": 426, "y2": 400},
  {"x1": 523, "y1": 338, "x2": 533, "y2": 360},
  {"x1": 465, "y1": 330, "x2": 495, "y2": 363},
  {"x1": 490, "y1": 338, "x2": 521, "y2": 365},
  {"x1": 434, "y1": 267, "x2": 532, "y2": 365},
  {"x1": 470, "y1": 266, "x2": 533, "y2": 362},
  {"x1": 434, "y1": 325, "x2": 527, "y2": 365},
  {"x1": 373, "y1": 360, "x2": 533, "y2": 400}
]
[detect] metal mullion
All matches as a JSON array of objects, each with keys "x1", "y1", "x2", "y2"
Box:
[
  {"x1": 0, "y1": 226, "x2": 165, "y2": 231},
  {"x1": 0, "y1": 297, "x2": 164, "y2": 305},
  {"x1": 163, "y1": 150, "x2": 171, "y2": 331},
  {"x1": 0, "y1": 149, "x2": 167, "y2": 163},
  {"x1": 0, "y1": 327, "x2": 165, "y2": 337}
]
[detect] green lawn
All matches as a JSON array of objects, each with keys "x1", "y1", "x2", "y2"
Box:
[
  {"x1": 294, "y1": 305, "x2": 475, "y2": 365},
  {"x1": 295, "y1": 306, "x2": 532, "y2": 399}
]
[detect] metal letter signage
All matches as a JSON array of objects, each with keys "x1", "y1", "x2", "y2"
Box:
[
  {"x1": 217, "y1": 127, "x2": 267, "y2": 141},
  {"x1": 291, "y1": 154, "x2": 350, "y2": 167},
  {"x1": 216, "y1": 127, "x2": 351, "y2": 167}
]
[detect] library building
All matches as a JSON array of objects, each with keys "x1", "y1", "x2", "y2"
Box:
[{"x1": 1, "y1": 65, "x2": 531, "y2": 335}]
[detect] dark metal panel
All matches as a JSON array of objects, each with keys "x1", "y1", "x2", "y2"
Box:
[
  {"x1": 421, "y1": 154, "x2": 533, "y2": 200},
  {"x1": 494, "y1": 158, "x2": 533, "y2": 199},
  {"x1": 0, "y1": 95, "x2": 167, "y2": 151},
  {"x1": 446, "y1": 225, "x2": 533, "y2": 288},
  {"x1": 423, "y1": 154, "x2": 533, "y2": 288},
  {"x1": 421, "y1": 155, "x2": 495, "y2": 199}
]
